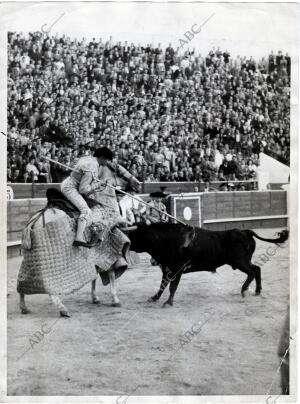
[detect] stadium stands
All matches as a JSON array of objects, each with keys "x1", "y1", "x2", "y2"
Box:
[{"x1": 7, "y1": 32, "x2": 290, "y2": 184}]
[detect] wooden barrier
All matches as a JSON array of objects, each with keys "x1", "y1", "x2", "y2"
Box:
[
  {"x1": 7, "y1": 199, "x2": 46, "y2": 243},
  {"x1": 8, "y1": 181, "x2": 258, "y2": 199},
  {"x1": 169, "y1": 190, "x2": 287, "y2": 230},
  {"x1": 7, "y1": 190, "x2": 287, "y2": 257}
]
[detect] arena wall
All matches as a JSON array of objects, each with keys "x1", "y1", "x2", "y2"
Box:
[
  {"x1": 169, "y1": 190, "x2": 287, "y2": 230},
  {"x1": 7, "y1": 190, "x2": 287, "y2": 258},
  {"x1": 8, "y1": 181, "x2": 258, "y2": 199},
  {"x1": 7, "y1": 198, "x2": 46, "y2": 243},
  {"x1": 7, "y1": 181, "x2": 288, "y2": 199}
]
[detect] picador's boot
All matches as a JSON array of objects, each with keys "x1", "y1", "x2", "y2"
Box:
[
  {"x1": 73, "y1": 240, "x2": 98, "y2": 248},
  {"x1": 73, "y1": 217, "x2": 98, "y2": 248}
]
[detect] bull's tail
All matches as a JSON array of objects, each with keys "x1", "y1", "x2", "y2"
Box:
[{"x1": 246, "y1": 229, "x2": 289, "y2": 244}]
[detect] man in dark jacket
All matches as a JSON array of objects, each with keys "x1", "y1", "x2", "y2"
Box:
[{"x1": 219, "y1": 159, "x2": 231, "y2": 179}]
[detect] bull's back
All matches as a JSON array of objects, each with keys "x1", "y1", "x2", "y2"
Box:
[{"x1": 187, "y1": 228, "x2": 230, "y2": 270}]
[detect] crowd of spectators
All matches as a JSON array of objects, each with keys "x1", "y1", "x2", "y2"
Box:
[{"x1": 7, "y1": 31, "x2": 290, "y2": 184}]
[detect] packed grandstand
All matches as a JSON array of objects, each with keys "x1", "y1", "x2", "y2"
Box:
[{"x1": 7, "y1": 31, "x2": 290, "y2": 185}]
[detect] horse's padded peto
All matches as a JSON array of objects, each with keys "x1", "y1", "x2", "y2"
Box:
[{"x1": 17, "y1": 201, "x2": 131, "y2": 295}]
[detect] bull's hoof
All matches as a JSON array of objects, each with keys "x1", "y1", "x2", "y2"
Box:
[
  {"x1": 92, "y1": 297, "x2": 100, "y2": 304},
  {"x1": 112, "y1": 302, "x2": 121, "y2": 307},
  {"x1": 162, "y1": 301, "x2": 173, "y2": 308},
  {"x1": 255, "y1": 291, "x2": 261, "y2": 296},
  {"x1": 21, "y1": 307, "x2": 31, "y2": 314},
  {"x1": 241, "y1": 291, "x2": 246, "y2": 298},
  {"x1": 148, "y1": 296, "x2": 158, "y2": 303},
  {"x1": 60, "y1": 310, "x2": 71, "y2": 318}
]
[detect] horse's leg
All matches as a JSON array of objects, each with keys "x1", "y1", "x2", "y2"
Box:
[
  {"x1": 50, "y1": 295, "x2": 71, "y2": 318},
  {"x1": 108, "y1": 270, "x2": 121, "y2": 307},
  {"x1": 19, "y1": 293, "x2": 31, "y2": 314},
  {"x1": 91, "y1": 279, "x2": 100, "y2": 304}
]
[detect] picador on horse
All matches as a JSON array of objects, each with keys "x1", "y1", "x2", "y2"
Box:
[
  {"x1": 61, "y1": 146, "x2": 140, "y2": 248},
  {"x1": 17, "y1": 147, "x2": 140, "y2": 317}
]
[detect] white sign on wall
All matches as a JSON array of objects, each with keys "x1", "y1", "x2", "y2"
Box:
[{"x1": 7, "y1": 186, "x2": 14, "y2": 200}]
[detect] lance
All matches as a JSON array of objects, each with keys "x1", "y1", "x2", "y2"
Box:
[{"x1": 43, "y1": 156, "x2": 187, "y2": 226}]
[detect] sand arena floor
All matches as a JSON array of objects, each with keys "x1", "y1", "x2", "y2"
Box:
[{"x1": 7, "y1": 228, "x2": 289, "y2": 398}]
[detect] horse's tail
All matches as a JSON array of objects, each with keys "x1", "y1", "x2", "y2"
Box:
[{"x1": 21, "y1": 208, "x2": 47, "y2": 250}]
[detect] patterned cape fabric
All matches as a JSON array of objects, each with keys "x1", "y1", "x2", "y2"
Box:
[{"x1": 17, "y1": 202, "x2": 131, "y2": 296}]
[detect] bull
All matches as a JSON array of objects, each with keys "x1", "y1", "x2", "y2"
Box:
[{"x1": 127, "y1": 223, "x2": 289, "y2": 307}]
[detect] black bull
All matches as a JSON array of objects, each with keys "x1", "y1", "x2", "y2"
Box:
[{"x1": 127, "y1": 223, "x2": 289, "y2": 307}]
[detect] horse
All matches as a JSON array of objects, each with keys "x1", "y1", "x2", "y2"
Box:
[{"x1": 18, "y1": 188, "x2": 132, "y2": 317}]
